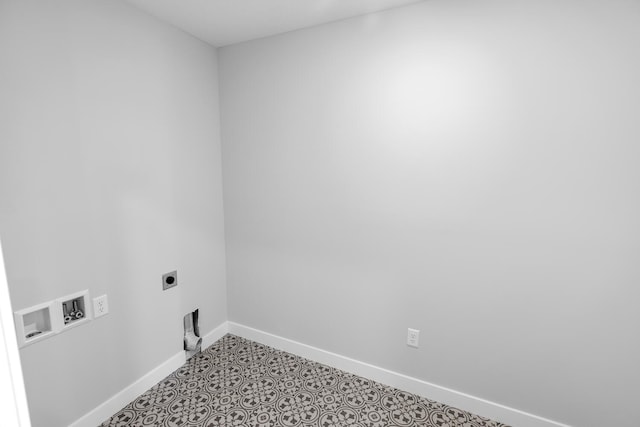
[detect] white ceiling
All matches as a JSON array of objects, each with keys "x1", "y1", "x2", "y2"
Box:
[{"x1": 125, "y1": 0, "x2": 425, "y2": 47}]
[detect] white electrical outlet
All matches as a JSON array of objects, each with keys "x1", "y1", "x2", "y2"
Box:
[
  {"x1": 407, "y1": 328, "x2": 420, "y2": 348},
  {"x1": 93, "y1": 295, "x2": 109, "y2": 318}
]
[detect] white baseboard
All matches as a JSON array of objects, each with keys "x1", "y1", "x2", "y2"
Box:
[
  {"x1": 201, "y1": 321, "x2": 229, "y2": 350},
  {"x1": 70, "y1": 321, "x2": 569, "y2": 427},
  {"x1": 69, "y1": 322, "x2": 228, "y2": 427},
  {"x1": 227, "y1": 322, "x2": 570, "y2": 427}
]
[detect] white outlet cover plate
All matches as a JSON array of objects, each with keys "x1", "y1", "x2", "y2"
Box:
[
  {"x1": 93, "y1": 295, "x2": 109, "y2": 318},
  {"x1": 407, "y1": 328, "x2": 420, "y2": 348}
]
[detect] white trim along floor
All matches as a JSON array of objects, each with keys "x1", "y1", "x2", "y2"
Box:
[{"x1": 71, "y1": 321, "x2": 570, "y2": 427}]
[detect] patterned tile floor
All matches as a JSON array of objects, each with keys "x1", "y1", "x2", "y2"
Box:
[{"x1": 101, "y1": 334, "x2": 509, "y2": 427}]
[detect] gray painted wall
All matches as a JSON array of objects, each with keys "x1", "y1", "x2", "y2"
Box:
[
  {"x1": 219, "y1": 1, "x2": 640, "y2": 426},
  {"x1": 0, "y1": 1, "x2": 227, "y2": 426}
]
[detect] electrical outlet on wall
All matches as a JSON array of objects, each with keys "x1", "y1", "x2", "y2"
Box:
[
  {"x1": 407, "y1": 328, "x2": 420, "y2": 348},
  {"x1": 93, "y1": 295, "x2": 109, "y2": 318}
]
